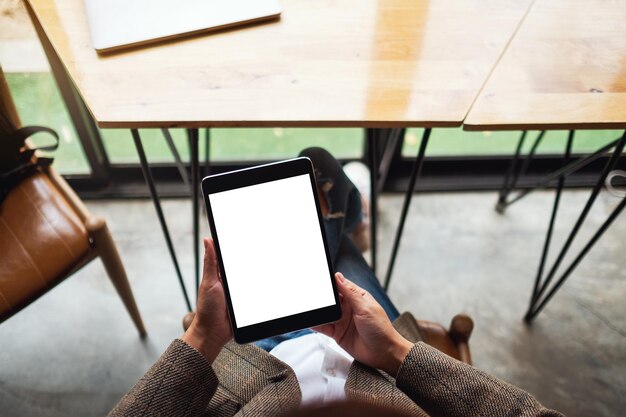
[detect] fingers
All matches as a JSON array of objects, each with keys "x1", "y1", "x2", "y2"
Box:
[
  {"x1": 203, "y1": 238, "x2": 219, "y2": 285},
  {"x1": 335, "y1": 272, "x2": 374, "y2": 314}
]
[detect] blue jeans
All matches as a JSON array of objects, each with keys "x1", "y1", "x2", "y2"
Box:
[{"x1": 256, "y1": 148, "x2": 399, "y2": 351}]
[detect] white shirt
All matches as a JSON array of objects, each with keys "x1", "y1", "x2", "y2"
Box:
[{"x1": 269, "y1": 333, "x2": 354, "y2": 407}]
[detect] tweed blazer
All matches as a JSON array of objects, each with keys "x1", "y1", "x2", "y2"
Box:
[{"x1": 109, "y1": 313, "x2": 562, "y2": 417}]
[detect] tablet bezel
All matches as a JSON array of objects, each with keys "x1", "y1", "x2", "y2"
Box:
[{"x1": 201, "y1": 157, "x2": 341, "y2": 344}]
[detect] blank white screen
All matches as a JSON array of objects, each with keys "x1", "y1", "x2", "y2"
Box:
[{"x1": 209, "y1": 174, "x2": 335, "y2": 328}]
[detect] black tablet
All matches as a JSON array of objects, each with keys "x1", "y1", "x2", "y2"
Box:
[{"x1": 201, "y1": 157, "x2": 341, "y2": 344}]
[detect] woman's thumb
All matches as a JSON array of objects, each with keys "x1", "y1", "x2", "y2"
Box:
[{"x1": 335, "y1": 272, "x2": 369, "y2": 313}]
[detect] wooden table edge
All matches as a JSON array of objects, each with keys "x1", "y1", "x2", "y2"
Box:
[
  {"x1": 97, "y1": 120, "x2": 463, "y2": 129},
  {"x1": 463, "y1": 121, "x2": 626, "y2": 132}
]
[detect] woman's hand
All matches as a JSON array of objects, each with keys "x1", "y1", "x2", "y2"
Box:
[
  {"x1": 181, "y1": 238, "x2": 232, "y2": 363},
  {"x1": 314, "y1": 273, "x2": 413, "y2": 377}
]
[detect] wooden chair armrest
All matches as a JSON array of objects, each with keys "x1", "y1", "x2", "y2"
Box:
[
  {"x1": 449, "y1": 314, "x2": 474, "y2": 365},
  {"x1": 183, "y1": 311, "x2": 196, "y2": 331}
]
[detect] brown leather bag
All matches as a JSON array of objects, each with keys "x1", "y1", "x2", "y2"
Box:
[{"x1": 0, "y1": 110, "x2": 59, "y2": 204}]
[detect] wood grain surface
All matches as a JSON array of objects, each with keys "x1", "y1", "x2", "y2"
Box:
[
  {"x1": 26, "y1": 0, "x2": 530, "y2": 128},
  {"x1": 465, "y1": 0, "x2": 626, "y2": 131}
]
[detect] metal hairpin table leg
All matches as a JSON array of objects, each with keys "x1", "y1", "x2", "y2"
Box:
[
  {"x1": 204, "y1": 128, "x2": 211, "y2": 177},
  {"x1": 162, "y1": 128, "x2": 190, "y2": 186},
  {"x1": 496, "y1": 131, "x2": 528, "y2": 213},
  {"x1": 529, "y1": 195, "x2": 626, "y2": 320},
  {"x1": 188, "y1": 129, "x2": 200, "y2": 301},
  {"x1": 525, "y1": 130, "x2": 626, "y2": 322},
  {"x1": 366, "y1": 129, "x2": 379, "y2": 274},
  {"x1": 132, "y1": 129, "x2": 192, "y2": 312},
  {"x1": 497, "y1": 131, "x2": 547, "y2": 214},
  {"x1": 517, "y1": 131, "x2": 545, "y2": 184},
  {"x1": 384, "y1": 128, "x2": 431, "y2": 291},
  {"x1": 377, "y1": 129, "x2": 405, "y2": 194},
  {"x1": 500, "y1": 135, "x2": 622, "y2": 210},
  {"x1": 528, "y1": 131, "x2": 574, "y2": 306},
  {"x1": 528, "y1": 197, "x2": 626, "y2": 321}
]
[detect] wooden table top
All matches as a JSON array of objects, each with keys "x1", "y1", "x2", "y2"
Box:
[
  {"x1": 26, "y1": 0, "x2": 530, "y2": 129},
  {"x1": 464, "y1": 0, "x2": 626, "y2": 131}
]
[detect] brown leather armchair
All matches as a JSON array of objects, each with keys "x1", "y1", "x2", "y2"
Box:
[
  {"x1": 0, "y1": 67, "x2": 146, "y2": 336},
  {"x1": 415, "y1": 314, "x2": 473, "y2": 364}
]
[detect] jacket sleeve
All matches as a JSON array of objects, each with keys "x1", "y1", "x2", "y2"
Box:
[
  {"x1": 395, "y1": 342, "x2": 564, "y2": 417},
  {"x1": 108, "y1": 339, "x2": 218, "y2": 417}
]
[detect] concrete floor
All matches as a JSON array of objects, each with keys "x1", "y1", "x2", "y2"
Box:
[{"x1": 0, "y1": 190, "x2": 624, "y2": 417}]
